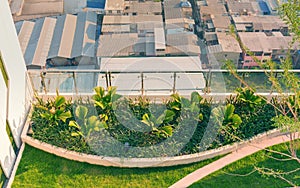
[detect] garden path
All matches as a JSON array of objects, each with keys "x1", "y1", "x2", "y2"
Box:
[{"x1": 170, "y1": 132, "x2": 299, "y2": 188}]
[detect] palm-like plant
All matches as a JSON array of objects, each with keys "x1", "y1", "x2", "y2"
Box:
[
  {"x1": 236, "y1": 87, "x2": 265, "y2": 112},
  {"x1": 69, "y1": 105, "x2": 107, "y2": 142},
  {"x1": 212, "y1": 104, "x2": 242, "y2": 143}
]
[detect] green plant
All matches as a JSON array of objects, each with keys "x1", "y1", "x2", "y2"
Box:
[
  {"x1": 236, "y1": 87, "x2": 265, "y2": 112},
  {"x1": 92, "y1": 86, "x2": 122, "y2": 114},
  {"x1": 33, "y1": 91, "x2": 72, "y2": 126},
  {"x1": 69, "y1": 105, "x2": 107, "y2": 142},
  {"x1": 212, "y1": 104, "x2": 242, "y2": 144},
  {"x1": 141, "y1": 109, "x2": 175, "y2": 138}
]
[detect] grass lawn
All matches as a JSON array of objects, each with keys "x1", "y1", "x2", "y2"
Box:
[
  {"x1": 190, "y1": 141, "x2": 300, "y2": 188},
  {"x1": 12, "y1": 145, "x2": 223, "y2": 188}
]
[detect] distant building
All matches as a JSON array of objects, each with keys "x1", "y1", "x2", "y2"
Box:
[
  {"x1": 105, "y1": 0, "x2": 124, "y2": 15},
  {"x1": 16, "y1": 12, "x2": 98, "y2": 68},
  {"x1": 227, "y1": 0, "x2": 259, "y2": 16},
  {"x1": 166, "y1": 32, "x2": 200, "y2": 56},
  {"x1": 10, "y1": 0, "x2": 63, "y2": 21},
  {"x1": 233, "y1": 15, "x2": 288, "y2": 34},
  {"x1": 208, "y1": 32, "x2": 242, "y2": 67},
  {"x1": 238, "y1": 32, "x2": 298, "y2": 67}
]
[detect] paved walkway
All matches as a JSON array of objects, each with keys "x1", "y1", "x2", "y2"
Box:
[{"x1": 170, "y1": 133, "x2": 298, "y2": 188}]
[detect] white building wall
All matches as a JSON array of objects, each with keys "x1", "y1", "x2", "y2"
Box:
[{"x1": 0, "y1": 0, "x2": 31, "y2": 178}]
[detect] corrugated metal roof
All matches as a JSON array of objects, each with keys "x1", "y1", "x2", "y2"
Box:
[
  {"x1": 48, "y1": 12, "x2": 97, "y2": 59},
  {"x1": 48, "y1": 15, "x2": 66, "y2": 58},
  {"x1": 17, "y1": 21, "x2": 35, "y2": 55},
  {"x1": 21, "y1": 18, "x2": 56, "y2": 66}
]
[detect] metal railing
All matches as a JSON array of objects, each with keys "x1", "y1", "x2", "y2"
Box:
[{"x1": 27, "y1": 69, "x2": 300, "y2": 96}]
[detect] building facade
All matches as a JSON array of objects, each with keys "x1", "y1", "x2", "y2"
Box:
[{"x1": 0, "y1": 0, "x2": 32, "y2": 186}]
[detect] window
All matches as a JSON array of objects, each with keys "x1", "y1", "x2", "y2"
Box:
[
  {"x1": 264, "y1": 53, "x2": 271, "y2": 56},
  {"x1": 117, "y1": 10, "x2": 121, "y2": 14}
]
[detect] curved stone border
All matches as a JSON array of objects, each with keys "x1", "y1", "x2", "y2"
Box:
[{"x1": 21, "y1": 117, "x2": 285, "y2": 168}]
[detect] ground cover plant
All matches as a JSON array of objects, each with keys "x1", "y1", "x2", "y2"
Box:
[
  {"x1": 12, "y1": 145, "x2": 223, "y2": 188},
  {"x1": 30, "y1": 86, "x2": 277, "y2": 157},
  {"x1": 190, "y1": 141, "x2": 300, "y2": 187}
]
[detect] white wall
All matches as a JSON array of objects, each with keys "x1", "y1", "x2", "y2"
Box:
[
  {"x1": 0, "y1": 70, "x2": 16, "y2": 178},
  {"x1": 0, "y1": 0, "x2": 31, "y2": 178}
]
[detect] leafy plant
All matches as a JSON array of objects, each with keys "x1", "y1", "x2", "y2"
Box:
[
  {"x1": 69, "y1": 105, "x2": 107, "y2": 142},
  {"x1": 33, "y1": 91, "x2": 72, "y2": 126},
  {"x1": 212, "y1": 104, "x2": 242, "y2": 144},
  {"x1": 236, "y1": 87, "x2": 265, "y2": 112},
  {"x1": 141, "y1": 110, "x2": 175, "y2": 138}
]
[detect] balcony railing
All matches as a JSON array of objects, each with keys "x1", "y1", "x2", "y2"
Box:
[{"x1": 27, "y1": 69, "x2": 300, "y2": 96}]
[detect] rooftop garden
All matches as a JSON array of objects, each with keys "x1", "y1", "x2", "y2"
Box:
[{"x1": 28, "y1": 86, "x2": 278, "y2": 158}]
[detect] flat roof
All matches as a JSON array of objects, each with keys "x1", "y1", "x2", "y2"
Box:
[
  {"x1": 211, "y1": 15, "x2": 231, "y2": 29},
  {"x1": 238, "y1": 32, "x2": 294, "y2": 52},
  {"x1": 233, "y1": 15, "x2": 286, "y2": 31},
  {"x1": 124, "y1": 1, "x2": 162, "y2": 14},
  {"x1": 216, "y1": 32, "x2": 242, "y2": 53},
  {"x1": 105, "y1": 0, "x2": 124, "y2": 10},
  {"x1": 100, "y1": 56, "x2": 202, "y2": 71},
  {"x1": 103, "y1": 15, "x2": 163, "y2": 25},
  {"x1": 97, "y1": 33, "x2": 138, "y2": 57},
  {"x1": 154, "y1": 28, "x2": 166, "y2": 50}
]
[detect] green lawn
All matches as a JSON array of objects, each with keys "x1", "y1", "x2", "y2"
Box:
[
  {"x1": 190, "y1": 142, "x2": 300, "y2": 188},
  {"x1": 13, "y1": 145, "x2": 223, "y2": 188}
]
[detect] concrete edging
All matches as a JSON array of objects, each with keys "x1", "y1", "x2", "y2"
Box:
[{"x1": 21, "y1": 119, "x2": 283, "y2": 167}]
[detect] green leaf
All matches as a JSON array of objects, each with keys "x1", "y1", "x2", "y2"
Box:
[
  {"x1": 191, "y1": 91, "x2": 202, "y2": 104},
  {"x1": 181, "y1": 98, "x2": 191, "y2": 108},
  {"x1": 87, "y1": 116, "x2": 100, "y2": 127},
  {"x1": 71, "y1": 132, "x2": 83, "y2": 137},
  {"x1": 231, "y1": 114, "x2": 242, "y2": 129},
  {"x1": 59, "y1": 111, "x2": 72, "y2": 122},
  {"x1": 54, "y1": 96, "x2": 66, "y2": 107},
  {"x1": 41, "y1": 113, "x2": 51, "y2": 119},
  {"x1": 190, "y1": 102, "x2": 200, "y2": 113},
  {"x1": 69, "y1": 120, "x2": 80, "y2": 129},
  {"x1": 94, "y1": 101, "x2": 105, "y2": 109},
  {"x1": 163, "y1": 110, "x2": 175, "y2": 123},
  {"x1": 75, "y1": 105, "x2": 88, "y2": 120},
  {"x1": 171, "y1": 93, "x2": 181, "y2": 103},
  {"x1": 94, "y1": 86, "x2": 105, "y2": 98},
  {"x1": 225, "y1": 104, "x2": 235, "y2": 120},
  {"x1": 161, "y1": 125, "x2": 173, "y2": 136}
]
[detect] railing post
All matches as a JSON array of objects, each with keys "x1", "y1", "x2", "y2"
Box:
[
  {"x1": 108, "y1": 72, "x2": 112, "y2": 87},
  {"x1": 141, "y1": 72, "x2": 144, "y2": 95},
  {"x1": 105, "y1": 71, "x2": 109, "y2": 88},
  {"x1": 72, "y1": 72, "x2": 78, "y2": 95},
  {"x1": 172, "y1": 72, "x2": 176, "y2": 94},
  {"x1": 40, "y1": 71, "x2": 47, "y2": 94}
]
